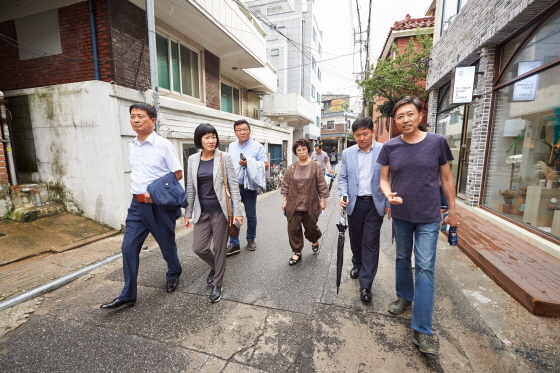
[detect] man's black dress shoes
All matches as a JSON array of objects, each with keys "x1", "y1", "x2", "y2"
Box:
[
  {"x1": 207, "y1": 269, "x2": 215, "y2": 285},
  {"x1": 350, "y1": 266, "x2": 360, "y2": 279},
  {"x1": 360, "y1": 287, "x2": 372, "y2": 303},
  {"x1": 100, "y1": 298, "x2": 136, "y2": 310},
  {"x1": 209, "y1": 285, "x2": 222, "y2": 303},
  {"x1": 167, "y1": 278, "x2": 179, "y2": 293}
]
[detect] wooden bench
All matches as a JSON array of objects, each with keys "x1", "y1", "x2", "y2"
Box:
[{"x1": 456, "y1": 205, "x2": 560, "y2": 317}]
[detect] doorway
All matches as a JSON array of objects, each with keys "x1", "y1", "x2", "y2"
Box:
[{"x1": 456, "y1": 105, "x2": 475, "y2": 198}]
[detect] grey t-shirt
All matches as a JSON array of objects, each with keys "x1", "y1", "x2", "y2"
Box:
[{"x1": 377, "y1": 132, "x2": 453, "y2": 223}]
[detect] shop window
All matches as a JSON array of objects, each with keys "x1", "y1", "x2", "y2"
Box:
[
  {"x1": 156, "y1": 33, "x2": 200, "y2": 98},
  {"x1": 221, "y1": 83, "x2": 240, "y2": 114},
  {"x1": 484, "y1": 7, "x2": 560, "y2": 239}
]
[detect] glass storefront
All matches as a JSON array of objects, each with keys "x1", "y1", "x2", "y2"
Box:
[{"x1": 483, "y1": 7, "x2": 560, "y2": 239}]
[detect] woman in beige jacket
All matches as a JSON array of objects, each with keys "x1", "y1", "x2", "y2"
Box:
[{"x1": 184, "y1": 123, "x2": 244, "y2": 303}]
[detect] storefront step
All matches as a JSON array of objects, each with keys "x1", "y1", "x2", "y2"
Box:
[{"x1": 456, "y1": 205, "x2": 560, "y2": 317}]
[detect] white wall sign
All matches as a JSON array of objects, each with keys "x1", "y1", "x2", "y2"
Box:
[
  {"x1": 512, "y1": 61, "x2": 542, "y2": 101},
  {"x1": 452, "y1": 66, "x2": 476, "y2": 104}
]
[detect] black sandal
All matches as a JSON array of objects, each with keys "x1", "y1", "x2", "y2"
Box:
[
  {"x1": 312, "y1": 243, "x2": 319, "y2": 253},
  {"x1": 289, "y1": 253, "x2": 302, "y2": 266}
]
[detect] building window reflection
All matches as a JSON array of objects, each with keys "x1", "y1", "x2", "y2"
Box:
[{"x1": 483, "y1": 8, "x2": 560, "y2": 239}]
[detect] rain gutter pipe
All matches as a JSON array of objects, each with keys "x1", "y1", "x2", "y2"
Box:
[
  {"x1": 0, "y1": 91, "x2": 17, "y2": 185},
  {"x1": 88, "y1": 0, "x2": 100, "y2": 80},
  {"x1": 0, "y1": 253, "x2": 122, "y2": 312}
]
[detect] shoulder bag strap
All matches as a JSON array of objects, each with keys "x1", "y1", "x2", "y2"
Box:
[{"x1": 220, "y1": 153, "x2": 233, "y2": 219}]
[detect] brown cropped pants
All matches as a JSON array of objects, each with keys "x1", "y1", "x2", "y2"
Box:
[{"x1": 287, "y1": 210, "x2": 322, "y2": 253}]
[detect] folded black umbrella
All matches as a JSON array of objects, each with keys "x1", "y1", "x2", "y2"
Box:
[{"x1": 335, "y1": 196, "x2": 348, "y2": 294}]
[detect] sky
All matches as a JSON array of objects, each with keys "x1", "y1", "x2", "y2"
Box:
[{"x1": 314, "y1": 0, "x2": 433, "y2": 112}]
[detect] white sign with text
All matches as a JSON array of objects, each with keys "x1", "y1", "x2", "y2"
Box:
[
  {"x1": 452, "y1": 66, "x2": 476, "y2": 104},
  {"x1": 512, "y1": 61, "x2": 542, "y2": 101}
]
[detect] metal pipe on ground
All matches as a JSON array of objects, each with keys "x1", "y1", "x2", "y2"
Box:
[
  {"x1": 0, "y1": 253, "x2": 122, "y2": 312},
  {"x1": 21, "y1": 187, "x2": 43, "y2": 207}
]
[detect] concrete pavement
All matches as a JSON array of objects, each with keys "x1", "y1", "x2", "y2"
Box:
[{"x1": 0, "y1": 182, "x2": 559, "y2": 372}]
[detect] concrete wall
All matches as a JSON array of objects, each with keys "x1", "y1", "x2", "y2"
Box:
[
  {"x1": 3, "y1": 81, "x2": 290, "y2": 228},
  {"x1": 5, "y1": 81, "x2": 126, "y2": 228}
]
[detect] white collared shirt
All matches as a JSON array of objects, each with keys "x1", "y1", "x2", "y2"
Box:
[
  {"x1": 129, "y1": 131, "x2": 181, "y2": 194},
  {"x1": 357, "y1": 142, "x2": 375, "y2": 196}
]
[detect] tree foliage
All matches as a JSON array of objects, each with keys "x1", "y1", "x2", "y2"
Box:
[
  {"x1": 329, "y1": 99, "x2": 348, "y2": 112},
  {"x1": 359, "y1": 30, "x2": 433, "y2": 116}
]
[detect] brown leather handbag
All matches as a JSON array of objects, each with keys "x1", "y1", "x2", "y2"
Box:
[{"x1": 220, "y1": 153, "x2": 240, "y2": 237}]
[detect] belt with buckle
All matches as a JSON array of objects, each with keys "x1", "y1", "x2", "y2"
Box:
[
  {"x1": 357, "y1": 195, "x2": 373, "y2": 201},
  {"x1": 133, "y1": 194, "x2": 146, "y2": 203}
]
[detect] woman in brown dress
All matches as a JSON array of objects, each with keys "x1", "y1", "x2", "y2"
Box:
[{"x1": 280, "y1": 138, "x2": 330, "y2": 265}]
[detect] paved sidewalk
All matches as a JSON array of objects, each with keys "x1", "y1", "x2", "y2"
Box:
[{"x1": 0, "y1": 188, "x2": 558, "y2": 372}]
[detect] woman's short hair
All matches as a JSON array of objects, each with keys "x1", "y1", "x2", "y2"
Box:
[
  {"x1": 292, "y1": 138, "x2": 312, "y2": 155},
  {"x1": 194, "y1": 123, "x2": 220, "y2": 149},
  {"x1": 391, "y1": 96, "x2": 423, "y2": 118}
]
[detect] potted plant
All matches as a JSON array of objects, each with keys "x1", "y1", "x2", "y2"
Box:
[
  {"x1": 499, "y1": 189, "x2": 516, "y2": 213},
  {"x1": 534, "y1": 161, "x2": 558, "y2": 188}
]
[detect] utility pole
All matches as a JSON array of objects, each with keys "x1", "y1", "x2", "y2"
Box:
[
  {"x1": 146, "y1": 0, "x2": 160, "y2": 133},
  {"x1": 362, "y1": 0, "x2": 373, "y2": 118}
]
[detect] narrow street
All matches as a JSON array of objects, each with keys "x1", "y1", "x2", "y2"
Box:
[{"x1": 0, "y1": 179, "x2": 558, "y2": 372}]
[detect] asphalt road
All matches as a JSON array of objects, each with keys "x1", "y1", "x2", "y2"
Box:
[{"x1": 0, "y1": 178, "x2": 559, "y2": 372}]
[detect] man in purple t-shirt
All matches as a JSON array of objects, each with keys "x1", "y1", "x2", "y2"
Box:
[{"x1": 378, "y1": 97, "x2": 457, "y2": 356}]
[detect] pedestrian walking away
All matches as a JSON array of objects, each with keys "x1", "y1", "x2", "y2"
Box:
[
  {"x1": 100, "y1": 103, "x2": 185, "y2": 310},
  {"x1": 227, "y1": 119, "x2": 268, "y2": 255},
  {"x1": 184, "y1": 123, "x2": 244, "y2": 303},
  {"x1": 311, "y1": 144, "x2": 333, "y2": 176},
  {"x1": 378, "y1": 96, "x2": 458, "y2": 356},
  {"x1": 281, "y1": 138, "x2": 329, "y2": 265},
  {"x1": 338, "y1": 117, "x2": 389, "y2": 303}
]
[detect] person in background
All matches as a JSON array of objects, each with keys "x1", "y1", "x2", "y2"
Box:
[
  {"x1": 227, "y1": 119, "x2": 268, "y2": 255},
  {"x1": 100, "y1": 103, "x2": 183, "y2": 310},
  {"x1": 329, "y1": 149, "x2": 338, "y2": 172},
  {"x1": 281, "y1": 138, "x2": 330, "y2": 265},
  {"x1": 311, "y1": 144, "x2": 333, "y2": 175},
  {"x1": 184, "y1": 123, "x2": 243, "y2": 303},
  {"x1": 378, "y1": 96, "x2": 458, "y2": 356},
  {"x1": 338, "y1": 117, "x2": 388, "y2": 303}
]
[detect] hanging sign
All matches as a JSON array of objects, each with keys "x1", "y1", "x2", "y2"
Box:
[
  {"x1": 512, "y1": 61, "x2": 542, "y2": 101},
  {"x1": 451, "y1": 66, "x2": 476, "y2": 104}
]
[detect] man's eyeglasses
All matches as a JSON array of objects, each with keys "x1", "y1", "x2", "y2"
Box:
[{"x1": 235, "y1": 128, "x2": 250, "y2": 133}]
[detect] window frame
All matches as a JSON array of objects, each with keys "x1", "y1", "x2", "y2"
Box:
[
  {"x1": 156, "y1": 32, "x2": 201, "y2": 99},
  {"x1": 327, "y1": 120, "x2": 334, "y2": 130},
  {"x1": 220, "y1": 82, "x2": 241, "y2": 115}
]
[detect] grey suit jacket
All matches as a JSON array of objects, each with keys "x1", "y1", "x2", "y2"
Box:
[
  {"x1": 338, "y1": 142, "x2": 387, "y2": 217},
  {"x1": 185, "y1": 149, "x2": 244, "y2": 224}
]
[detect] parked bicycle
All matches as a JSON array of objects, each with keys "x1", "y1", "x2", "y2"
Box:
[{"x1": 265, "y1": 162, "x2": 284, "y2": 191}]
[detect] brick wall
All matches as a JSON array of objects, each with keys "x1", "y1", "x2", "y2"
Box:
[
  {"x1": 0, "y1": 142, "x2": 7, "y2": 184},
  {"x1": 108, "y1": 0, "x2": 151, "y2": 90},
  {"x1": 427, "y1": 0, "x2": 557, "y2": 90},
  {"x1": 205, "y1": 51, "x2": 220, "y2": 110},
  {"x1": 0, "y1": 1, "x2": 111, "y2": 90},
  {"x1": 0, "y1": 0, "x2": 154, "y2": 92}
]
